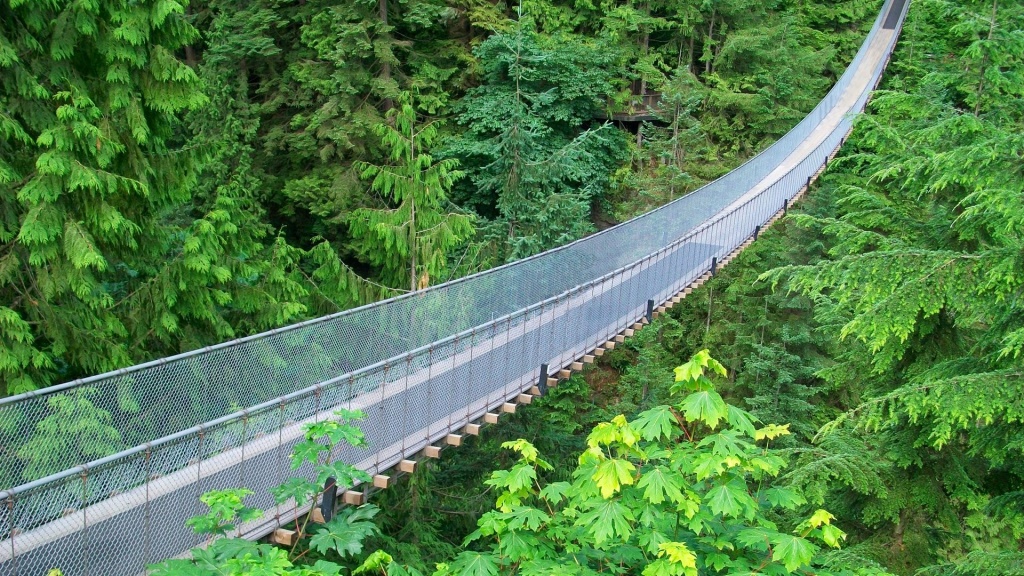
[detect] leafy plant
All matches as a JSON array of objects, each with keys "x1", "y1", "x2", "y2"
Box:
[
  {"x1": 438, "y1": 350, "x2": 880, "y2": 576},
  {"x1": 149, "y1": 409, "x2": 378, "y2": 575}
]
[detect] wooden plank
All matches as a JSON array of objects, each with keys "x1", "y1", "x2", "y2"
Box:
[
  {"x1": 558, "y1": 369, "x2": 571, "y2": 379},
  {"x1": 517, "y1": 393, "x2": 533, "y2": 405},
  {"x1": 310, "y1": 509, "x2": 326, "y2": 524},
  {"x1": 547, "y1": 377, "x2": 559, "y2": 388},
  {"x1": 571, "y1": 361, "x2": 584, "y2": 371},
  {"x1": 373, "y1": 475, "x2": 392, "y2": 489},
  {"x1": 399, "y1": 459, "x2": 418, "y2": 474},
  {"x1": 484, "y1": 412, "x2": 500, "y2": 424},
  {"x1": 603, "y1": 340, "x2": 616, "y2": 350},
  {"x1": 270, "y1": 529, "x2": 298, "y2": 546},
  {"x1": 446, "y1": 433, "x2": 463, "y2": 447},
  {"x1": 594, "y1": 348, "x2": 605, "y2": 357},
  {"x1": 632, "y1": 322, "x2": 644, "y2": 331},
  {"x1": 343, "y1": 490, "x2": 365, "y2": 506},
  {"x1": 502, "y1": 402, "x2": 517, "y2": 414},
  {"x1": 614, "y1": 335, "x2": 625, "y2": 343},
  {"x1": 425, "y1": 445, "x2": 442, "y2": 459},
  {"x1": 684, "y1": 287, "x2": 693, "y2": 295},
  {"x1": 583, "y1": 354, "x2": 595, "y2": 364},
  {"x1": 529, "y1": 385, "x2": 542, "y2": 396},
  {"x1": 624, "y1": 328, "x2": 634, "y2": 337},
  {"x1": 465, "y1": 423, "x2": 482, "y2": 436}
]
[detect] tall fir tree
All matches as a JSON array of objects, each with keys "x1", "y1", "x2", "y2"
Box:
[{"x1": 348, "y1": 102, "x2": 474, "y2": 291}]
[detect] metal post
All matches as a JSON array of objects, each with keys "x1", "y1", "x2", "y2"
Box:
[
  {"x1": 320, "y1": 477, "x2": 337, "y2": 522},
  {"x1": 143, "y1": 447, "x2": 153, "y2": 567},
  {"x1": 5, "y1": 493, "x2": 15, "y2": 576},
  {"x1": 538, "y1": 364, "x2": 549, "y2": 396},
  {"x1": 239, "y1": 411, "x2": 249, "y2": 491},
  {"x1": 783, "y1": 198, "x2": 789, "y2": 214},
  {"x1": 646, "y1": 299, "x2": 655, "y2": 323},
  {"x1": 711, "y1": 257, "x2": 718, "y2": 276},
  {"x1": 81, "y1": 468, "x2": 89, "y2": 576},
  {"x1": 754, "y1": 225, "x2": 761, "y2": 240}
]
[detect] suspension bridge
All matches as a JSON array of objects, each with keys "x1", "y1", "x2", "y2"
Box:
[{"x1": 0, "y1": 0, "x2": 908, "y2": 573}]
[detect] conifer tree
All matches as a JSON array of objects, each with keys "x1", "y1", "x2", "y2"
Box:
[
  {"x1": 348, "y1": 103, "x2": 474, "y2": 291},
  {"x1": 0, "y1": 0, "x2": 311, "y2": 396},
  {"x1": 764, "y1": 1, "x2": 1024, "y2": 569},
  {"x1": 444, "y1": 23, "x2": 629, "y2": 261}
]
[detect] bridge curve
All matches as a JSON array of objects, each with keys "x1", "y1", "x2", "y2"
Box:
[{"x1": 0, "y1": 0, "x2": 909, "y2": 573}]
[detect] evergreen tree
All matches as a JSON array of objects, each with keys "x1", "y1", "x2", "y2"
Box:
[
  {"x1": 348, "y1": 103, "x2": 474, "y2": 291},
  {"x1": 0, "y1": 0, "x2": 306, "y2": 396},
  {"x1": 444, "y1": 23, "x2": 630, "y2": 262},
  {"x1": 764, "y1": 1, "x2": 1024, "y2": 570}
]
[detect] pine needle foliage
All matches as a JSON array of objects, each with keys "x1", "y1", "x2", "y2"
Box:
[
  {"x1": 760, "y1": 1, "x2": 1024, "y2": 570},
  {"x1": 349, "y1": 103, "x2": 474, "y2": 291}
]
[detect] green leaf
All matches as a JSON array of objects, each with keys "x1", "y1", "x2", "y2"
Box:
[
  {"x1": 632, "y1": 406, "x2": 680, "y2": 441},
  {"x1": 270, "y1": 477, "x2": 318, "y2": 505},
  {"x1": 725, "y1": 405, "x2": 757, "y2": 437},
  {"x1": 449, "y1": 552, "x2": 499, "y2": 576},
  {"x1": 316, "y1": 460, "x2": 372, "y2": 487},
  {"x1": 290, "y1": 440, "x2": 328, "y2": 469},
  {"x1": 308, "y1": 507, "x2": 380, "y2": 558},
  {"x1": 538, "y1": 481, "x2": 571, "y2": 505},
  {"x1": 762, "y1": 487, "x2": 805, "y2": 510},
  {"x1": 705, "y1": 481, "x2": 747, "y2": 518},
  {"x1": 821, "y1": 523, "x2": 846, "y2": 548},
  {"x1": 753, "y1": 424, "x2": 790, "y2": 441},
  {"x1": 770, "y1": 534, "x2": 817, "y2": 572},
  {"x1": 576, "y1": 499, "x2": 635, "y2": 546},
  {"x1": 592, "y1": 458, "x2": 636, "y2": 498},
  {"x1": 354, "y1": 550, "x2": 394, "y2": 575},
  {"x1": 313, "y1": 560, "x2": 345, "y2": 575},
  {"x1": 506, "y1": 506, "x2": 551, "y2": 531},
  {"x1": 679, "y1": 390, "x2": 729, "y2": 429},
  {"x1": 637, "y1": 467, "x2": 685, "y2": 505},
  {"x1": 499, "y1": 530, "x2": 544, "y2": 562}
]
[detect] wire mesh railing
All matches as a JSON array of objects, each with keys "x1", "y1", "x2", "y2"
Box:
[{"x1": 0, "y1": 0, "x2": 909, "y2": 573}]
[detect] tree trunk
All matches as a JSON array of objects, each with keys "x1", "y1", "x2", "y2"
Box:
[
  {"x1": 184, "y1": 4, "x2": 197, "y2": 66},
  {"x1": 688, "y1": 35, "x2": 695, "y2": 75},
  {"x1": 409, "y1": 114, "x2": 417, "y2": 292},
  {"x1": 974, "y1": 0, "x2": 998, "y2": 116},
  {"x1": 705, "y1": 8, "x2": 716, "y2": 75},
  {"x1": 380, "y1": 0, "x2": 394, "y2": 113},
  {"x1": 893, "y1": 508, "x2": 910, "y2": 551}
]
